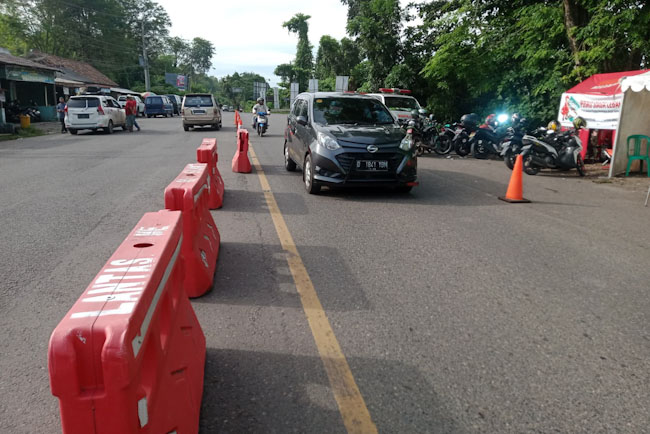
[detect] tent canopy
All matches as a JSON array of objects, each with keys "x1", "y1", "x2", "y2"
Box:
[
  {"x1": 566, "y1": 70, "x2": 649, "y2": 96},
  {"x1": 609, "y1": 74, "x2": 650, "y2": 177},
  {"x1": 559, "y1": 70, "x2": 650, "y2": 129}
]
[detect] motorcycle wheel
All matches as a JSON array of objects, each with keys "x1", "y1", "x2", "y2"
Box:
[
  {"x1": 433, "y1": 136, "x2": 452, "y2": 155},
  {"x1": 454, "y1": 137, "x2": 470, "y2": 157},
  {"x1": 257, "y1": 124, "x2": 262, "y2": 136},
  {"x1": 576, "y1": 154, "x2": 586, "y2": 177},
  {"x1": 473, "y1": 141, "x2": 490, "y2": 160},
  {"x1": 523, "y1": 154, "x2": 539, "y2": 175},
  {"x1": 504, "y1": 153, "x2": 516, "y2": 170},
  {"x1": 416, "y1": 145, "x2": 424, "y2": 157}
]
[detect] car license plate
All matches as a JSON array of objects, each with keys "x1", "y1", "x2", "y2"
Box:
[
  {"x1": 357, "y1": 160, "x2": 388, "y2": 171},
  {"x1": 78, "y1": 114, "x2": 89, "y2": 119},
  {"x1": 193, "y1": 109, "x2": 205, "y2": 114}
]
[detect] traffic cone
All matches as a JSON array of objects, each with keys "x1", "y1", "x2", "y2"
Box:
[{"x1": 499, "y1": 154, "x2": 530, "y2": 203}]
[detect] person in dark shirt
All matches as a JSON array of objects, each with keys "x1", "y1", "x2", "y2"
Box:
[{"x1": 56, "y1": 97, "x2": 67, "y2": 133}]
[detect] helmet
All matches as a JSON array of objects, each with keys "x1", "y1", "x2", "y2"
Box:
[
  {"x1": 547, "y1": 120, "x2": 560, "y2": 132},
  {"x1": 460, "y1": 113, "x2": 480, "y2": 127},
  {"x1": 257, "y1": 97, "x2": 264, "y2": 103},
  {"x1": 410, "y1": 109, "x2": 419, "y2": 118},
  {"x1": 511, "y1": 113, "x2": 522, "y2": 124},
  {"x1": 573, "y1": 116, "x2": 586, "y2": 130},
  {"x1": 485, "y1": 114, "x2": 497, "y2": 127}
]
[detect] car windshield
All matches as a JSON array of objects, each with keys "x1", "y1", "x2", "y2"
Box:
[
  {"x1": 146, "y1": 97, "x2": 162, "y2": 104},
  {"x1": 184, "y1": 96, "x2": 213, "y2": 107},
  {"x1": 383, "y1": 96, "x2": 419, "y2": 111},
  {"x1": 313, "y1": 97, "x2": 394, "y2": 126},
  {"x1": 67, "y1": 97, "x2": 100, "y2": 108}
]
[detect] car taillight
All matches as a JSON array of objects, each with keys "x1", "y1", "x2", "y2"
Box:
[
  {"x1": 97, "y1": 105, "x2": 104, "y2": 115},
  {"x1": 214, "y1": 108, "x2": 218, "y2": 114}
]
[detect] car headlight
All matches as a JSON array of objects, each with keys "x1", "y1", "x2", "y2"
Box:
[
  {"x1": 399, "y1": 134, "x2": 413, "y2": 151},
  {"x1": 318, "y1": 132, "x2": 341, "y2": 151}
]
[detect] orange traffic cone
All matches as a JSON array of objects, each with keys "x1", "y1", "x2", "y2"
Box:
[{"x1": 499, "y1": 154, "x2": 530, "y2": 203}]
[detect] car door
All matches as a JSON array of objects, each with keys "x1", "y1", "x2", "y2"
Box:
[
  {"x1": 112, "y1": 98, "x2": 126, "y2": 124},
  {"x1": 287, "y1": 99, "x2": 304, "y2": 164},
  {"x1": 295, "y1": 98, "x2": 312, "y2": 160}
]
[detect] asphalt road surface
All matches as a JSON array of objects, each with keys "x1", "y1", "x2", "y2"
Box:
[{"x1": 1, "y1": 112, "x2": 649, "y2": 433}]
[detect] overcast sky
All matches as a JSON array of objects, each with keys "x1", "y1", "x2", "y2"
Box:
[{"x1": 156, "y1": 0, "x2": 410, "y2": 86}]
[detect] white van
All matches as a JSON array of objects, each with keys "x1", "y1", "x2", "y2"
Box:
[{"x1": 65, "y1": 95, "x2": 127, "y2": 134}]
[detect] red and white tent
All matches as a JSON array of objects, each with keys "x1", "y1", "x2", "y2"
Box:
[{"x1": 558, "y1": 69, "x2": 650, "y2": 130}]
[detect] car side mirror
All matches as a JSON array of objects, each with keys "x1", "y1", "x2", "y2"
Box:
[{"x1": 297, "y1": 115, "x2": 308, "y2": 126}]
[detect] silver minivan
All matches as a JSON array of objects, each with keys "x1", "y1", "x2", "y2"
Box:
[{"x1": 181, "y1": 94, "x2": 222, "y2": 131}]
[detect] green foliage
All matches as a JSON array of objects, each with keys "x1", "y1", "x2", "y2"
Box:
[{"x1": 282, "y1": 13, "x2": 313, "y2": 91}]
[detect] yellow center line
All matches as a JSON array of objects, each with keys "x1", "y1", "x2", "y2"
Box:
[{"x1": 249, "y1": 144, "x2": 377, "y2": 434}]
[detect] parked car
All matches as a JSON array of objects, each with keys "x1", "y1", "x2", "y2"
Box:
[
  {"x1": 221, "y1": 105, "x2": 229, "y2": 112},
  {"x1": 181, "y1": 93, "x2": 222, "y2": 131},
  {"x1": 117, "y1": 95, "x2": 145, "y2": 116},
  {"x1": 367, "y1": 88, "x2": 423, "y2": 126},
  {"x1": 165, "y1": 94, "x2": 182, "y2": 115},
  {"x1": 284, "y1": 92, "x2": 418, "y2": 194},
  {"x1": 65, "y1": 95, "x2": 127, "y2": 135},
  {"x1": 145, "y1": 95, "x2": 174, "y2": 117}
]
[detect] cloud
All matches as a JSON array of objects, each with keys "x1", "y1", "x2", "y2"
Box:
[{"x1": 155, "y1": 0, "x2": 415, "y2": 86}]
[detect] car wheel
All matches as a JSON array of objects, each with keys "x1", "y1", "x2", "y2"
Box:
[
  {"x1": 215, "y1": 121, "x2": 221, "y2": 131},
  {"x1": 183, "y1": 125, "x2": 189, "y2": 131},
  {"x1": 284, "y1": 142, "x2": 296, "y2": 171},
  {"x1": 303, "y1": 154, "x2": 321, "y2": 194},
  {"x1": 69, "y1": 129, "x2": 77, "y2": 135},
  {"x1": 105, "y1": 120, "x2": 114, "y2": 134},
  {"x1": 147, "y1": 114, "x2": 151, "y2": 118}
]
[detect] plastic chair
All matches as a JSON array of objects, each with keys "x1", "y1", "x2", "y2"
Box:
[{"x1": 625, "y1": 135, "x2": 650, "y2": 177}]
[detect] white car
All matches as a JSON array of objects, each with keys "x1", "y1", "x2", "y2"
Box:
[
  {"x1": 117, "y1": 95, "x2": 145, "y2": 116},
  {"x1": 367, "y1": 88, "x2": 423, "y2": 125},
  {"x1": 65, "y1": 95, "x2": 127, "y2": 135}
]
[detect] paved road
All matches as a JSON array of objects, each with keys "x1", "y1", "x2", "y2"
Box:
[{"x1": 1, "y1": 113, "x2": 649, "y2": 433}]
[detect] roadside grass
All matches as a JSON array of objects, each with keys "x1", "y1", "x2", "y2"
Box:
[{"x1": 0, "y1": 126, "x2": 46, "y2": 142}]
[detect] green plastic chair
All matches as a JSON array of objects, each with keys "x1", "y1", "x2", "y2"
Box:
[{"x1": 625, "y1": 135, "x2": 650, "y2": 177}]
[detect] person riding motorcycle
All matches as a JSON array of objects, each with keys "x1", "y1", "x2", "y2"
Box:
[{"x1": 252, "y1": 97, "x2": 270, "y2": 128}]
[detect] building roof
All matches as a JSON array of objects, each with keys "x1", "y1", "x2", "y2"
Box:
[
  {"x1": 566, "y1": 70, "x2": 650, "y2": 96},
  {"x1": 0, "y1": 50, "x2": 59, "y2": 72},
  {"x1": 26, "y1": 51, "x2": 118, "y2": 87}
]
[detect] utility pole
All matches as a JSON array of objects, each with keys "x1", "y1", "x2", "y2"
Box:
[{"x1": 141, "y1": 20, "x2": 150, "y2": 92}]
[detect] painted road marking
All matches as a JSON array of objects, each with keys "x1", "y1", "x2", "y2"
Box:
[{"x1": 249, "y1": 144, "x2": 377, "y2": 434}]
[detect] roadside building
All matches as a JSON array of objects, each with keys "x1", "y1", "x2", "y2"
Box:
[
  {"x1": 0, "y1": 47, "x2": 59, "y2": 123},
  {"x1": 26, "y1": 51, "x2": 118, "y2": 99}
]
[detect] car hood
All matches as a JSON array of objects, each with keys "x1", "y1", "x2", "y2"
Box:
[{"x1": 321, "y1": 124, "x2": 404, "y2": 148}]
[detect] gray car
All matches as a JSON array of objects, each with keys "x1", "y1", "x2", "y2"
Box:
[{"x1": 283, "y1": 92, "x2": 418, "y2": 194}]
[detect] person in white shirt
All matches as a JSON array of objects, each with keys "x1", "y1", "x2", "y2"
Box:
[{"x1": 252, "y1": 97, "x2": 270, "y2": 127}]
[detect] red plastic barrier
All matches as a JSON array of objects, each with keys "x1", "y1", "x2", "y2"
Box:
[
  {"x1": 196, "y1": 138, "x2": 224, "y2": 209},
  {"x1": 164, "y1": 163, "x2": 220, "y2": 297},
  {"x1": 232, "y1": 128, "x2": 252, "y2": 173},
  {"x1": 234, "y1": 110, "x2": 242, "y2": 127},
  {"x1": 49, "y1": 210, "x2": 206, "y2": 434}
]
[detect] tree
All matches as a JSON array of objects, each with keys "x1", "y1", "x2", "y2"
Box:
[
  {"x1": 342, "y1": 0, "x2": 402, "y2": 90},
  {"x1": 282, "y1": 13, "x2": 313, "y2": 90},
  {"x1": 315, "y1": 35, "x2": 341, "y2": 79},
  {"x1": 167, "y1": 36, "x2": 189, "y2": 68}
]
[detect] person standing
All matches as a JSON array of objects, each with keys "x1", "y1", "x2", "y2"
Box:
[
  {"x1": 125, "y1": 96, "x2": 140, "y2": 132},
  {"x1": 56, "y1": 97, "x2": 67, "y2": 133}
]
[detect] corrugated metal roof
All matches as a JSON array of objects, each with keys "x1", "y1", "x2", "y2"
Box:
[{"x1": 26, "y1": 51, "x2": 117, "y2": 87}]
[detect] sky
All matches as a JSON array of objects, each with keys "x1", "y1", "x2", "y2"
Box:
[{"x1": 156, "y1": 0, "x2": 411, "y2": 87}]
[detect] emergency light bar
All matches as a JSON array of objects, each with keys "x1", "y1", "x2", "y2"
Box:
[{"x1": 379, "y1": 88, "x2": 412, "y2": 95}]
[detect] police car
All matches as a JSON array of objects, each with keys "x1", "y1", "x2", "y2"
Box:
[{"x1": 366, "y1": 88, "x2": 423, "y2": 126}]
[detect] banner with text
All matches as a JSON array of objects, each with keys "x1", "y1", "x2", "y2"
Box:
[{"x1": 558, "y1": 93, "x2": 623, "y2": 130}]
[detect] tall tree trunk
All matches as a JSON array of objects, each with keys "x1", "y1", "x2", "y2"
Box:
[{"x1": 562, "y1": 0, "x2": 582, "y2": 70}]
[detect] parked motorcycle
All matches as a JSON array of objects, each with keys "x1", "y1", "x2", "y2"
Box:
[
  {"x1": 433, "y1": 122, "x2": 455, "y2": 155},
  {"x1": 453, "y1": 113, "x2": 480, "y2": 156},
  {"x1": 408, "y1": 109, "x2": 437, "y2": 156},
  {"x1": 500, "y1": 114, "x2": 528, "y2": 169},
  {"x1": 255, "y1": 111, "x2": 269, "y2": 136},
  {"x1": 519, "y1": 117, "x2": 587, "y2": 176}
]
